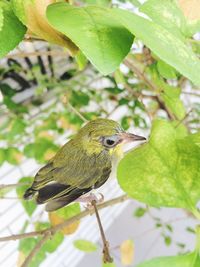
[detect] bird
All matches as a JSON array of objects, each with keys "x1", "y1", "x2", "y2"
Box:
[{"x1": 24, "y1": 118, "x2": 146, "y2": 212}]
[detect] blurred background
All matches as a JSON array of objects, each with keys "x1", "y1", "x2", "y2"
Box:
[{"x1": 0, "y1": 0, "x2": 200, "y2": 266}]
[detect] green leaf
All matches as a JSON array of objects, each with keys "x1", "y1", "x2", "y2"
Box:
[
  {"x1": 0, "y1": 0, "x2": 26, "y2": 58},
  {"x1": 5, "y1": 147, "x2": 22, "y2": 165},
  {"x1": 102, "y1": 263, "x2": 116, "y2": 267},
  {"x1": 70, "y1": 91, "x2": 90, "y2": 107},
  {"x1": 43, "y1": 232, "x2": 64, "y2": 253},
  {"x1": 19, "y1": 237, "x2": 38, "y2": 255},
  {"x1": 3, "y1": 96, "x2": 28, "y2": 113},
  {"x1": 134, "y1": 207, "x2": 147, "y2": 217},
  {"x1": 16, "y1": 177, "x2": 37, "y2": 216},
  {"x1": 19, "y1": 237, "x2": 46, "y2": 267},
  {"x1": 0, "y1": 83, "x2": 16, "y2": 97},
  {"x1": 24, "y1": 139, "x2": 58, "y2": 163},
  {"x1": 161, "y1": 86, "x2": 186, "y2": 120},
  {"x1": 121, "y1": 116, "x2": 131, "y2": 130},
  {"x1": 140, "y1": 0, "x2": 187, "y2": 39},
  {"x1": 157, "y1": 60, "x2": 177, "y2": 79},
  {"x1": 11, "y1": 0, "x2": 30, "y2": 25},
  {"x1": 0, "y1": 6, "x2": 4, "y2": 32},
  {"x1": 75, "y1": 50, "x2": 88, "y2": 71},
  {"x1": 117, "y1": 119, "x2": 200, "y2": 215},
  {"x1": 84, "y1": 0, "x2": 111, "y2": 6},
  {"x1": 136, "y1": 252, "x2": 200, "y2": 267},
  {"x1": 46, "y1": 3, "x2": 133, "y2": 75},
  {"x1": 129, "y1": 0, "x2": 141, "y2": 8},
  {"x1": 164, "y1": 235, "x2": 172, "y2": 246},
  {"x1": 7, "y1": 118, "x2": 26, "y2": 140},
  {"x1": 111, "y1": 8, "x2": 200, "y2": 86},
  {"x1": 186, "y1": 20, "x2": 200, "y2": 36},
  {"x1": 74, "y1": 239, "x2": 97, "y2": 252},
  {"x1": 105, "y1": 87, "x2": 123, "y2": 95},
  {"x1": 55, "y1": 203, "x2": 81, "y2": 219},
  {"x1": 0, "y1": 148, "x2": 5, "y2": 165}
]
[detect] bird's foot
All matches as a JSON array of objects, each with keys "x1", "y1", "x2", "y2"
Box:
[{"x1": 75, "y1": 193, "x2": 104, "y2": 210}]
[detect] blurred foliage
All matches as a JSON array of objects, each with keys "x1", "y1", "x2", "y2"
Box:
[
  {"x1": 49, "y1": 203, "x2": 81, "y2": 235},
  {"x1": 0, "y1": 0, "x2": 200, "y2": 266}
]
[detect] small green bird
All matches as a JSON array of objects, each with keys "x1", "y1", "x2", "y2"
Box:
[{"x1": 24, "y1": 118, "x2": 145, "y2": 211}]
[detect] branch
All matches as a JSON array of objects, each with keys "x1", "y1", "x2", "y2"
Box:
[
  {"x1": 124, "y1": 58, "x2": 175, "y2": 120},
  {"x1": 0, "y1": 194, "x2": 129, "y2": 242},
  {"x1": 92, "y1": 200, "x2": 113, "y2": 263},
  {"x1": 0, "y1": 183, "x2": 30, "y2": 190},
  {"x1": 62, "y1": 94, "x2": 88, "y2": 123},
  {"x1": 21, "y1": 232, "x2": 51, "y2": 267}
]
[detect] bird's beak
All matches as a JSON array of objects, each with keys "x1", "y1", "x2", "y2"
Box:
[{"x1": 120, "y1": 132, "x2": 146, "y2": 143}]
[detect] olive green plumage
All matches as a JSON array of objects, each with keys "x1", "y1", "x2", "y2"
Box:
[{"x1": 24, "y1": 118, "x2": 145, "y2": 211}]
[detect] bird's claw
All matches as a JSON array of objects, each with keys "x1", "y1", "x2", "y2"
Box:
[{"x1": 80, "y1": 193, "x2": 104, "y2": 210}]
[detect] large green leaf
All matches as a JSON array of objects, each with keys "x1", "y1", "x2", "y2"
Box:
[
  {"x1": 0, "y1": 0, "x2": 26, "y2": 58},
  {"x1": 46, "y1": 3, "x2": 133, "y2": 75},
  {"x1": 117, "y1": 120, "x2": 200, "y2": 216},
  {"x1": 111, "y1": 8, "x2": 200, "y2": 86},
  {"x1": 148, "y1": 64, "x2": 185, "y2": 120},
  {"x1": 161, "y1": 86, "x2": 186, "y2": 120},
  {"x1": 140, "y1": 0, "x2": 187, "y2": 39},
  {"x1": 136, "y1": 252, "x2": 200, "y2": 267},
  {"x1": 0, "y1": 5, "x2": 3, "y2": 31},
  {"x1": 156, "y1": 60, "x2": 177, "y2": 79}
]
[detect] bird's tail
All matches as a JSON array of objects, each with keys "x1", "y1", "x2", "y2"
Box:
[{"x1": 23, "y1": 188, "x2": 36, "y2": 200}]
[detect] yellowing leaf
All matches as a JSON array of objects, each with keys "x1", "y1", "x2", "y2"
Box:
[
  {"x1": 38, "y1": 131, "x2": 53, "y2": 140},
  {"x1": 11, "y1": 0, "x2": 78, "y2": 54},
  {"x1": 6, "y1": 147, "x2": 23, "y2": 165},
  {"x1": 17, "y1": 251, "x2": 26, "y2": 267},
  {"x1": 58, "y1": 116, "x2": 78, "y2": 130},
  {"x1": 120, "y1": 240, "x2": 134, "y2": 266},
  {"x1": 179, "y1": 0, "x2": 200, "y2": 20},
  {"x1": 49, "y1": 203, "x2": 81, "y2": 235}
]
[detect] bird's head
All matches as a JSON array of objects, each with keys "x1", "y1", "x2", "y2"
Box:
[{"x1": 75, "y1": 118, "x2": 146, "y2": 155}]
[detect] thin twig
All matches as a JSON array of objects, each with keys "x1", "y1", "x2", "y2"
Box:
[
  {"x1": 175, "y1": 108, "x2": 193, "y2": 128},
  {"x1": 21, "y1": 232, "x2": 51, "y2": 267},
  {"x1": 124, "y1": 58, "x2": 175, "y2": 120},
  {"x1": 62, "y1": 94, "x2": 88, "y2": 123},
  {"x1": 67, "y1": 102, "x2": 88, "y2": 123},
  {"x1": 92, "y1": 200, "x2": 113, "y2": 263},
  {"x1": 182, "y1": 91, "x2": 200, "y2": 97},
  {"x1": 0, "y1": 194, "x2": 129, "y2": 242},
  {"x1": 0, "y1": 183, "x2": 30, "y2": 190}
]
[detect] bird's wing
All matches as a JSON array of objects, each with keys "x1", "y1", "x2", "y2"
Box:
[{"x1": 31, "y1": 141, "x2": 112, "y2": 205}]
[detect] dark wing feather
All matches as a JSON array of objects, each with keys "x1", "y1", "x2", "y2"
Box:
[{"x1": 24, "y1": 140, "x2": 112, "y2": 210}]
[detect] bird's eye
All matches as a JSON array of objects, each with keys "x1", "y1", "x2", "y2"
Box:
[
  {"x1": 102, "y1": 135, "x2": 119, "y2": 148},
  {"x1": 106, "y1": 139, "x2": 115, "y2": 146}
]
